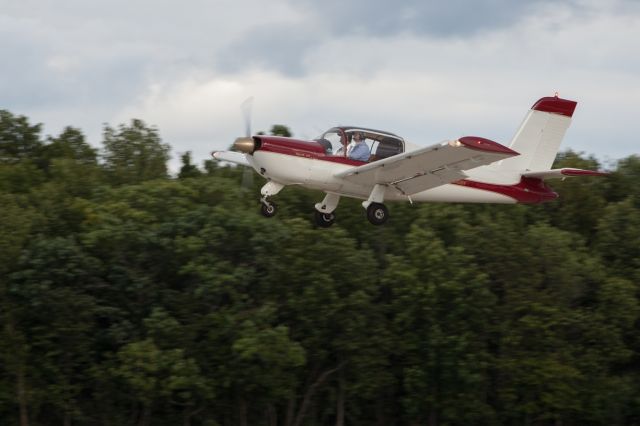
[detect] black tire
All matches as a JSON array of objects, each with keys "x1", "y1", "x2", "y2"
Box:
[
  {"x1": 260, "y1": 202, "x2": 277, "y2": 218},
  {"x1": 366, "y1": 202, "x2": 388, "y2": 225},
  {"x1": 314, "y1": 210, "x2": 335, "y2": 228}
]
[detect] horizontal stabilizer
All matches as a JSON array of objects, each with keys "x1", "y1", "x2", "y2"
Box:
[
  {"x1": 212, "y1": 151, "x2": 251, "y2": 167},
  {"x1": 522, "y1": 168, "x2": 608, "y2": 180}
]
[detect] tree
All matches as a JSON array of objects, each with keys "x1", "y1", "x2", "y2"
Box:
[
  {"x1": 42, "y1": 127, "x2": 97, "y2": 166},
  {"x1": 4, "y1": 237, "x2": 101, "y2": 426},
  {"x1": 543, "y1": 150, "x2": 608, "y2": 240},
  {"x1": 596, "y1": 197, "x2": 640, "y2": 280},
  {"x1": 270, "y1": 124, "x2": 292, "y2": 137},
  {"x1": 604, "y1": 155, "x2": 640, "y2": 203},
  {"x1": 110, "y1": 339, "x2": 209, "y2": 426},
  {"x1": 102, "y1": 119, "x2": 170, "y2": 185},
  {"x1": 0, "y1": 110, "x2": 43, "y2": 162},
  {"x1": 0, "y1": 194, "x2": 37, "y2": 426},
  {"x1": 0, "y1": 111, "x2": 46, "y2": 193},
  {"x1": 36, "y1": 127, "x2": 104, "y2": 200},
  {"x1": 388, "y1": 226, "x2": 497, "y2": 424},
  {"x1": 178, "y1": 151, "x2": 202, "y2": 179}
]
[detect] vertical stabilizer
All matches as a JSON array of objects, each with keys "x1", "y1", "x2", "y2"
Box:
[{"x1": 498, "y1": 96, "x2": 577, "y2": 171}]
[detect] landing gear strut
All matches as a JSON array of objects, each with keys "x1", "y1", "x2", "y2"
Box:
[
  {"x1": 259, "y1": 181, "x2": 284, "y2": 219},
  {"x1": 314, "y1": 193, "x2": 340, "y2": 228},
  {"x1": 363, "y1": 184, "x2": 389, "y2": 225}
]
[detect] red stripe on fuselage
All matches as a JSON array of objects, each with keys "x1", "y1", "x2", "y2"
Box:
[
  {"x1": 453, "y1": 177, "x2": 558, "y2": 203},
  {"x1": 257, "y1": 136, "x2": 366, "y2": 166}
]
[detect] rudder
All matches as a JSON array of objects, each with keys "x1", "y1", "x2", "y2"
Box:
[{"x1": 499, "y1": 96, "x2": 577, "y2": 171}]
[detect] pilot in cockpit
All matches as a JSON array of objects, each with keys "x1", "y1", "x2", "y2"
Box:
[{"x1": 348, "y1": 132, "x2": 370, "y2": 161}]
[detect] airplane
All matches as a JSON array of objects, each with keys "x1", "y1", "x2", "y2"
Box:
[{"x1": 212, "y1": 95, "x2": 606, "y2": 227}]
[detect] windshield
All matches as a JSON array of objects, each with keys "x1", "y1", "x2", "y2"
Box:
[
  {"x1": 314, "y1": 127, "x2": 404, "y2": 161},
  {"x1": 315, "y1": 129, "x2": 344, "y2": 155}
]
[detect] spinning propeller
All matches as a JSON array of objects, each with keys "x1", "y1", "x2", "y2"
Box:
[
  {"x1": 233, "y1": 96, "x2": 256, "y2": 154},
  {"x1": 238, "y1": 97, "x2": 255, "y2": 190}
]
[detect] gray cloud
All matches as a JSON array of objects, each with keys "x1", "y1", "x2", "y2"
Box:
[
  {"x1": 212, "y1": 0, "x2": 615, "y2": 77},
  {"x1": 301, "y1": 0, "x2": 547, "y2": 37},
  {"x1": 216, "y1": 24, "x2": 323, "y2": 76},
  {"x1": 1, "y1": 0, "x2": 639, "y2": 168}
]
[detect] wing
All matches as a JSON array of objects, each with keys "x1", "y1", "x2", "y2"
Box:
[
  {"x1": 522, "y1": 168, "x2": 608, "y2": 180},
  {"x1": 335, "y1": 136, "x2": 519, "y2": 195},
  {"x1": 212, "y1": 151, "x2": 251, "y2": 167}
]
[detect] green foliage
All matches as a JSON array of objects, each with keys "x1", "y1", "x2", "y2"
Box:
[
  {"x1": 270, "y1": 124, "x2": 292, "y2": 137},
  {"x1": 102, "y1": 119, "x2": 171, "y2": 185},
  {"x1": 389, "y1": 227, "x2": 497, "y2": 423},
  {"x1": 545, "y1": 150, "x2": 608, "y2": 239},
  {"x1": 596, "y1": 198, "x2": 640, "y2": 279},
  {"x1": 0, "y1": 194, "x2": 36, "y2": 274},
  {"x1": 0, "y1": 110, "x2": 43, "y2": 161},
  {"x1": 178, "y1": 151, "x2": 202, "y2": 179},
  {"x1": 111, "y1": 339, "x2": 208, "y2": 404},
  {"x1": 1, "y1": 109, "x2": 640, "y2": 425},
  {"x1": 43, "y1": 126, "x2": 97, "y2": 166}
]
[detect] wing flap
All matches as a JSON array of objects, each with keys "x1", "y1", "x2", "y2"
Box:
[
  {"x1": 336, "y1": 136, "x2": 519, "y2": 195},
  {"x1": 393, "y1": 168, "x2": 467, "y2": 195}
]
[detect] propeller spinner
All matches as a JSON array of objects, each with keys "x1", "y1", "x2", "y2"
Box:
[{"x1": 233, "y1": 136, "x2": 256, "y2": 154}]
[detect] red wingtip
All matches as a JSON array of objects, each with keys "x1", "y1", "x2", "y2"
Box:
[
  {"x1": 458, "y1": 136, "x2": 519, "y2": 156},
  {"x1": 560, "y1": 168, "x2": 609, "y2": 177},
  {"x1": 532, "y1": 97, "x2": 577, "y2": 117}
]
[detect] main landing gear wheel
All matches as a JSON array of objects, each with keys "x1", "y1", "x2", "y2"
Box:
[
  {"x1": 260, "y1": 201, "x2": 277, "y2": 218},
  {"x1": 314, "y1": 210, "x2": 336, "y2": 228},
  {"x1": 366, "y1": 202, "x2": 389, "y2": 225}
]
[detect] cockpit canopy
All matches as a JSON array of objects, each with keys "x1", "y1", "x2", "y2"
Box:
[{"x1": 314, "y1": 126, "x2": 405, "y2": 162}]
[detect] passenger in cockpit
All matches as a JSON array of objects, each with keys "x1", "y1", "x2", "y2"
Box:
[{"x1": 348, "y1": 132, "x2": 370, "y2": 161}]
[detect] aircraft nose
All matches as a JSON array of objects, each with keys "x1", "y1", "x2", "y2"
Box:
[{"x1": 233, "y1": 137, "x2": 255, "y2": 154}]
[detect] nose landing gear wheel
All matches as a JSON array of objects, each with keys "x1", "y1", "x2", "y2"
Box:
[
  {"x1": 314, "y1": 210, "x2": 336, "y2": 228},
  {"x1": 260, "y1": 201, "x2": 277, "y2": 218},
  {"x1": 366, "y1": 202, "x2": 388, "y2": 225}
]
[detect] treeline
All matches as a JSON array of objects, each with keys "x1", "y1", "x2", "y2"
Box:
[{"x1": 1, "y1": 109, "x2": 639, "y2": 426}]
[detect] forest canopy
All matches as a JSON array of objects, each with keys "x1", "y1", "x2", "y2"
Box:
[{"x1": 1, "y1": 110, "x2": 639, "y2": 426}]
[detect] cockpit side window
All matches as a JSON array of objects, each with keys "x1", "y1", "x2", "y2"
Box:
[{"x1": 373, "y1": 137, "x2": 403, "y2": 160}]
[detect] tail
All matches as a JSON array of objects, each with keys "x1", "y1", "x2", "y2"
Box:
[{"x1": 497, "y1": 96, "x2": 577, "y2": 172}]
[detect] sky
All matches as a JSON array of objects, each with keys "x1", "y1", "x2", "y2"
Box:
[{"x1": 2, "y1": 0, "x2": 639, "y2": 171}]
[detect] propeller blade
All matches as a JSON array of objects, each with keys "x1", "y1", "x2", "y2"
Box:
[
  {"x1": 241, "y1": 96, "x2": 253, "y2": 137},
  {"x1": 241, "y1": 166, "x2": 254, "y2": 191}
]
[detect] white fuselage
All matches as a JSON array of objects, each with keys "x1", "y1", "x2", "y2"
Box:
[{"x1": 249, "y1": 149, "x2": 521, "y2": 204}]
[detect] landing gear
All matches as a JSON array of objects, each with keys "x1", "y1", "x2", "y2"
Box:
[
  {"x1": 313, "y1": 193, "x2": 340, "y2": 228},
  {"x1": 314, "y1": 210, "x2": 336, "y2": 228},
  {"x1": 259, "y1": 181, "x2": 284, "y2": 219},
  {"x1": 366, "y1": 202, "x2": 388, "y2": 225},
  {"x1": 363, "y1": 184, "x2": 389, "y2": 225},
  {"x1": 260, "y1": 200, "x2": 277, "y2": 217}
]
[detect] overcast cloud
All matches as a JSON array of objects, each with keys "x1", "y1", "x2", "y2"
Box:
[{"x1": 1, "y1": 0, "x2": 639, "y2": 171}]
